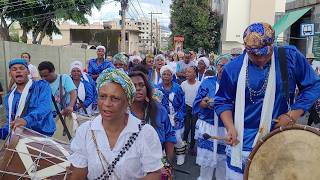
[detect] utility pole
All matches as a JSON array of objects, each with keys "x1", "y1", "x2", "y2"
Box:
[
  {"x1": 149, "y1": 12, "x2": 162, "y2": 54},
  {"x1": 120, "y1": 0, "x2": 128, "y2": 53}
]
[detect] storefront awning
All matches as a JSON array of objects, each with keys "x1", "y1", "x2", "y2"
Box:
[{"x1": 273, "y1": 7, "x2": 311, "y2": 37}]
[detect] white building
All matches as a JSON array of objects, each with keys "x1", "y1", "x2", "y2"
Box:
[
  {"x1": 212, "y1": 0, "x2": 286, "y2": 53},
  {"x1": 105, "y1": 18, "x2": 161, "y2": 52},
  {"x1": 160, "y1": 28, "x2": 171, "y2": 50}
]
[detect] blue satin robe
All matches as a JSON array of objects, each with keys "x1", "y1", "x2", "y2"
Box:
[
  {"x1": 131, "y1": 102, "x2": 176, "y2": 145},
  {"x1": 214, "y1": 45, "x2": 320, "y2": 172},
  {"x1": 157, "y1": 82, "x2": 186, "y2": 130},
  {"x1": 1, "y1": 80, "x2": 56, "y2": 139},
  {"x1": 193, "y1": 76, "x2": 225, "y2": 154},
  {"x1": 87, "y1": 58, "x2": 115, "y2": 81},
  {"x1": 74, "y1": 79, "x2": 95, "y2": 111}
]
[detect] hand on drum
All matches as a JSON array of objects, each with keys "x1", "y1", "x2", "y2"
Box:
[
  {"x1": 62, "y1": 106, "x2": 73, "y2": 116},
  {"x1": 226, "y1": 126, "x2": 239, "y2": 146},
  {"x1": 274, "y1": 113, "x2": 295, "y2": 129},
  {"x1": 10, "y1": 117, "x2": 27, "y2": 130}
]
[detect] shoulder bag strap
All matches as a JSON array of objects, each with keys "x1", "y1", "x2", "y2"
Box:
[{"x1": 278, "y1": 47, "x2": 289, "y2": 105}]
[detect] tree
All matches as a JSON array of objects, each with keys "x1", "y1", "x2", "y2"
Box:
[
  {"x1": 170, "y1": 0, "x2": 221, "y2": 53},
  {"x1": 0, "y1": 0, "x2": 105, "y2": 44}
]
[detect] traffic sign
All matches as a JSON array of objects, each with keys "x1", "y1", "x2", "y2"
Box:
[{"x1": 300, "y1": 23, "x2": 315, "y2": 37}]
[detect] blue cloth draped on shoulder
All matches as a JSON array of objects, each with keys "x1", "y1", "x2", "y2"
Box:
[
  {"x1": 74, "y1": 79, "x2": 95, "y2": 110},
  {"x1": 1, "y1": 80, "x2": 56, "y2": 139},
  {"x1": 214, "y1": 45, "x2": 320, "y2": 152},
  {"x1": 82, "y1": 73, "x2": 98, "y2": 104},
  {"x1": 193, "y1": 76, "x2": 224, "y2": 127},
  {"x1": 131, "y1": 102, "x2": 176, "y2": 145},
  {"x1": 157, "y1": 82, "x2": 186, "y2": 130}
]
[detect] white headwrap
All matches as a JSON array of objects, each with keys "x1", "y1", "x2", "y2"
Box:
[
  {"x1": 70, "y1": 61, "x2": 83, "y2": 73},
  {"x1": 129, "y1": 55, "x2": 143, "y2": 63},
  {"x1": 198, "y1": 57, "x2": 210, "y2": 68},
  {"x1": 154, "y1": 54, "x2": 165, "y2": 62},
  {"x1": 96, "y1": 45, "x2": 106, "y2": 52},
  {"x1": 160, "y1": 65, "x2": 175, "y2": 76}
]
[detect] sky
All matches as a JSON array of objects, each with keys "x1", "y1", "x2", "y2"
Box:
[{"x1": 87, "y1": 0, "x2": 172, "y2": 28}]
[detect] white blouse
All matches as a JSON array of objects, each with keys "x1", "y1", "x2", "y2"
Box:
[{"x1": 68, "y1": 114, "x2": 163, "y2": 180}]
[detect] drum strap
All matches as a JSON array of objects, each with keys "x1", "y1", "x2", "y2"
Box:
[
  {"x1": 92, "y1": 123, "x2": 144, "y2": 180},
  {"x1": 76, "y1": 96, "x2": 88, "y2": 115},
  {"x1": 278, "y1": 47, "x2": 289, "y2": 106},
  {"x1": 51, "y1": 95, "x2": 72, "y2": 140}
]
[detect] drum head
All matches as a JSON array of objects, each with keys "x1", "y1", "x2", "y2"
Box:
[
  {"x1": 245, "y1": 126, "x2": 320, "y2": 180},
  {"x1": 0, "y1": 127, "x2": 71, "y2": 179}
]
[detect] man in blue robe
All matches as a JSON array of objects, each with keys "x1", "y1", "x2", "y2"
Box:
[
  {"x1": 214, "y1": 22, "x2": 320, "y2": 179},
  {"x1": 0, "y1": 59, "x2": 55, "y2": 139}
]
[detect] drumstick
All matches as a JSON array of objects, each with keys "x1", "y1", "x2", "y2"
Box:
[
  {"x1": 203, "y1": 133, "x2": 228, "y2": 141},
  {"x1": 203, "y1": 133, "x2": 240, "y2": 145}
]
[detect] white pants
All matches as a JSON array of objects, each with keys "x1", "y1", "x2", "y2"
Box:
[
  {"x1": 225, "y1": 149, "x2": 251, "y2": 180},
  {"x1": 198, "y1": 154, "x2": 226, "y2": 180},
  {"x1": 175, "y1": 128, "x2": 185, "y2": 148},
  {"x1": 225, "y1": 165, "x2": 243, "y2": 180}
]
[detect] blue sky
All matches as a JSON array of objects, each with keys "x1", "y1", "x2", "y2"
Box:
[{"x1": 88, "y1": 0, "x2": 172, "y2": 27}]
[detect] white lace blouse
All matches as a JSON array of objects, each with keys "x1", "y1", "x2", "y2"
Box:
[{"x1": 68, "y1": 114, "x2": 163, "y2": 180}]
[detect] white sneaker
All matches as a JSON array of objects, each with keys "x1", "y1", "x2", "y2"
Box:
[{"x1": 176, "y1": 154, "x2": 185, "y2": 165}]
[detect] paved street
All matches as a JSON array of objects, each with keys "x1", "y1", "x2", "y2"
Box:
[{"x1": 175, "y1": 155, "x2": 201, "y2": 180}]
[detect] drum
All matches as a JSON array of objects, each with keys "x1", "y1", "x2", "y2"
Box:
[
  {"x1": 72, "y1": 112, "x2": 97, "y2": 133},
  {"x1": 244, "y1": 125, "x2": 320, "y2": 180},
  {"x1": 0, "y1": 127, "x2": 72, "y2": 179}
]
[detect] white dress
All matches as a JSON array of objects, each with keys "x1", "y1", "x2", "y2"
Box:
[{"x1": 68, "y1": 114, "x2": 163, "y2": 180}]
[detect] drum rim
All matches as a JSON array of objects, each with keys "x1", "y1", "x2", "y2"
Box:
[{"x1": 243, "y1": 124, "x2": 320, "y2": 180}]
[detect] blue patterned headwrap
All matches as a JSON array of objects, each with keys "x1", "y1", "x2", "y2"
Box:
[
  {"x1": 243, "y1": 22, "x2": 275, "y2": 56},
  {"x1": 96, "y1": 68, "x2": 136, "y2": 105},
  {"x1": 9, "y1": 58, "x2": 28, "y2": 69}
]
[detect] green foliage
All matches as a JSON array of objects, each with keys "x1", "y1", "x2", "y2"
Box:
[
  {"x1": 170, "y1": 0, "x2": 221, "y2": 53},
  {"x1": 0, "y1": 0, "x2": 105, "y2": 43}
]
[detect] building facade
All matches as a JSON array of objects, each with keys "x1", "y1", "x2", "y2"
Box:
[
  {"x1": 285, "y1": 0, "x2": 320, "y2": 61},
  {"x1": 104, "y1": 18, "x2": 161, "y2": 53},
  {"x1": 212, "y1": 0, "x2": 286, "y2": 54},
  {"x1": 19, "y1": 21, "x2": 141, "y2": 55}
]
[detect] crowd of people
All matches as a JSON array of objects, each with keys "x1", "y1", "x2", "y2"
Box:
[{"x1": 1, "y1": 22, "x2": 320, "y2": 180}]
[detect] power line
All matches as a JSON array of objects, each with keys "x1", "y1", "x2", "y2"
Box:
[
  {"x1": 7, "y1": 5, "x2": 88, "y2": 23},
  {"x1": 129, "y1": 0, "x2": 141, "y2": 18},
  {"x1": 127, "y1": 9, "x2": 135, "y2": 19},
  {"x1": 128, "y1": 4, "x2": 139, "y2": 19},
  {"x1": 0, "y1": 0, "x2": 40, "y2": 8},
  {"x1": 135, "y1": 0, "x2": 146, "y2": 19},
  {"x1": 4, "y1": 1, "x2": 73, "y2": 14}
]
